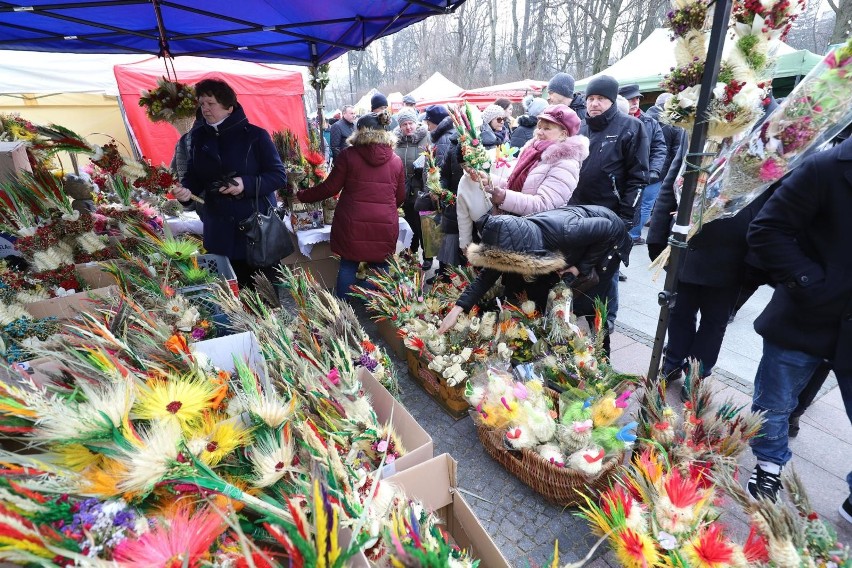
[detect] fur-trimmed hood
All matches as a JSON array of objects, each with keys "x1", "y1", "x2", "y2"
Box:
[
  {"x1": 347, "y1": 127, "x2": 397, "y2": 148},
  {"x1": 522, "y1": 135, "x2": 590, "y2": 165},
  {"x1": 346, "y1": 128, "x2": 397, "y2": 166},
  {"x1": 466, "y1": 243, "x2": 567, "y2": 276}
]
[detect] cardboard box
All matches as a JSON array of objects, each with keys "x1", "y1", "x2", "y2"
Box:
[
  {"x1": 374, "y1": 318, "x2": 405, "y2": 358},
  {"x1": 281, "y1": 236, "x2": 339, "y2": 290},
  {"x1": 0, "y1": 141, "x2": 32, "y2": 182},
  {"x1": 24, "y1": 286, "x2": 117, "y2": 320},
  {"x1": 75, "y1": 262, "x2": 119, "y2": 288},
  {"x1": 192, "y1": 330, "x2": 266, "y2": 380},
  {"x1": 358, "y1": 367, "x2": 432, "y2": 476},
  {"x1": 389, "y1": 454, "x2": 510, "y2": 568}
]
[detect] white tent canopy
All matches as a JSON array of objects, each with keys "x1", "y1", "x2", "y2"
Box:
[
  {"x1": 406, "y1": 72, "x2": 464, "y2": 102},
  {"x1": 575, "y1": 28, "x2": 820, "y2": 93}
]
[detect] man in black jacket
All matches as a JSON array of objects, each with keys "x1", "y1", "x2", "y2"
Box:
[
  {"x1": 744, "y1": 137, "x2": 852, "y2": 510},
  {"x1": 569, "y1": 75, "x2": 650, "y2": 336},
  {"x1": 437, "y1": 206, "x2": 632, "y2": 354},
  {"x1": 618, "y1": 84, "x2": 668, "y2": 245},
  {"x1": 329, "y1": 105, "x2": 356, "y2": 162}
]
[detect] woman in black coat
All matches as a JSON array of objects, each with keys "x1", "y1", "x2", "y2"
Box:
[
  {"x1": 174, "y1": 79, "x2": 287, "y2": 287},
  {"x1": 438, "y1": 206, "x2": 631, "y2": 353}
]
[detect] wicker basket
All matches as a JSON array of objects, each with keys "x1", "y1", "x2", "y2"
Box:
[
  {"x1": 170, "y1": 116, "x2": 195, "y2": 136},
  {"x1": 474, "y1": 418, "x2": 624, "y2": 506}
]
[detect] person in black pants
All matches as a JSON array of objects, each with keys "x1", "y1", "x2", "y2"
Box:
[{"x1": 647, "y1": 130, "x2": 774, "y2": 385}]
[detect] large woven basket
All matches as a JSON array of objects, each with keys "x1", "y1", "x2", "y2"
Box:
[{"x1": 474, "y1": 419, "x2": 624, "y2": 506}]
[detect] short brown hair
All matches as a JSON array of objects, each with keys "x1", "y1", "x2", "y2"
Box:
[{"x1": 194, "y1": 78, "x2": 237, "y2": 108}]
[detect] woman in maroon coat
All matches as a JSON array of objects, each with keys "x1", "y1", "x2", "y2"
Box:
[{"x1": 297, "y1": 112, "x2": 405, "y2": 298}]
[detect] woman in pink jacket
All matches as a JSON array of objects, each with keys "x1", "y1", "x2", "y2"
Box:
[{"x1": 482, "y1": 104, "x2": 588, "y2": 216}]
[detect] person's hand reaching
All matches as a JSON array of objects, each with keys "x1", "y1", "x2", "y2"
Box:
[{"x1": 438, "y1": 305, "x2": 464, "y2": 334}]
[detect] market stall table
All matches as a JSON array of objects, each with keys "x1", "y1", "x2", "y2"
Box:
[
  {"x1": 280, "y1": 217, "x2": 413, "y2": 289},
  {"x1": 284, "y1": 216, "x2": 413, "y2": 258},
  {"x1": 164, "y1": 211, "x2": 203, "y2": 236}
]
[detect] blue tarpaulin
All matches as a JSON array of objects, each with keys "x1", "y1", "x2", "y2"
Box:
[{"x1": 0, "y1": 0, "x2": 465, "y2": 65}]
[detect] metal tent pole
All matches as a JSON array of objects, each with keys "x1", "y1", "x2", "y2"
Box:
[{"x1": 645, "y1": 0, "x2": 734, "y2": 382}]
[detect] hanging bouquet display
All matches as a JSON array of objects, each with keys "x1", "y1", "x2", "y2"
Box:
[
  {"x1": 660, "y1": 0, "x2": 802, "y2": 138},
  {"x1": 650, "y1": 0, "x2": 805, "y2": 269},
  {"x1": 138, "y1": 76, "x2": 198, "y2": 133},
  {"x1": 693, "y1": 37, "x2": 852, "y2": 228}
]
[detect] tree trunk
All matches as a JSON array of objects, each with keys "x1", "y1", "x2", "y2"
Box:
[
  {"x1": 488, "y1": 0, "x2": 498, "y2": 83},
  {"x1": 828, "y1": 0, "x2": 852, "y2": 44},
  {"x1": 594, "y1": 0, "x2": 624, "y2": 73}
]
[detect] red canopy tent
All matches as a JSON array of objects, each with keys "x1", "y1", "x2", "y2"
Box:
[
  {"x1": 114, "y1": 57, "x2": 308, "y2": 166},
  {"x1": 415, "y1": 79, "x2": 548, "y2": 110}
]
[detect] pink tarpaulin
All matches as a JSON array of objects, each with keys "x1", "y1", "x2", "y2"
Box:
[{"x1": 114, "y1": 57, "x2": 307, "y2": 166}]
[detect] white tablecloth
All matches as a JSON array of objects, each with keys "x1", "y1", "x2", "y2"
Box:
[
  {"x1": 284, "y1": 217, "x2": 413, "y2": 258},
  {"x1": 164, "y1": 211, "x2": 204, "y2": 235}
]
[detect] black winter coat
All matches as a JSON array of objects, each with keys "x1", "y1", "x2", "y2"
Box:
[
  {"x1": 748, "y1": 138, "x2": 852, "y2": 373},
  {"x1": 645, "y1": 104, "x2": 683, "y2": 181},
  {"x1": 437, "y1": 136, "x2": 464, "y2": 234},
  {"x1": 570, "y1": 93, "x2": 588, "y2": 122},
  {"x1": 329, "y1": 119, "x2": 355, "y2": 161},
  {"x1": 181, "y1": 104, "x2": 287, "y2": 261},
  {"x1": 509, "y1": 115, "x2": 537, "y2": 149},
  {"x1": 647, "y1": 126, "x2": 773, "y2": 288},
  {"x1": 430, "y1": 116, "x2": 456, "y2": 167},
  {"x1": 456, "y1": 205, "x2": 631, "y2": 310},
  {"x1": 569, "y1": 105, "x2": 649, "y2": 226},
  {"x1": 634, "y1": 109, "x2": 668, "y2": 182}
]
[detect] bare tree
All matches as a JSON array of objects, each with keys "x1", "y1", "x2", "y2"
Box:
[{"x1": 826, "y1": 0, "x2": 852, "y2": 44}]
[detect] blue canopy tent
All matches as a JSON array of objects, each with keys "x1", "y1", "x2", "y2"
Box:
[{"x1": 0, "y1": 0, "x2": 465, "y2": 65}]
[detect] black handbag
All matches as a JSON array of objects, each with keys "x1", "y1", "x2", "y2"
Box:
[{"x1": 238, "y1": 177, "x2": 295, "y2": 267}]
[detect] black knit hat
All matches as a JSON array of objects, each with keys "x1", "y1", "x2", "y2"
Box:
[
  {"x1": 586, "y1": 75, "x2": 619, "y2": 103},
  {"x1": 424, "y1": 104, "x2": 449, "y2": 125},
  {"x1": 370, "y1": 92, "x2": 389, "y2": 111},
  {"x1": 547, "y1": 73, "x2": 576, "y2": 99}
]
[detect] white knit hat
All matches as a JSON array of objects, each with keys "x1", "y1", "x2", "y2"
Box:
[{"x1": 480, "y1": 104, "x2": 506, "y2": 127}]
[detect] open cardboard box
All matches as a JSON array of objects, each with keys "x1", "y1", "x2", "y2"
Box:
[
  {"x1": 388, "y1": 453, "x2": 510, "y2": 568},
  {"x1": 357, "y1": 367, "x2": 432, "y2": 476},
  {"x1": 192, "y1": 330, "x2": 266, "y2": 381},
  {"x1": 75, "y1": 262, "x2": 120, "y2": 288},
  {"x1": 0, "y1": 141, "x2": 32, "y2": 181},
  {"x1": 24, "y1": 285, "x2": 118, "y2": 320},
  {"x1": 280, "y1": 236, "x2": 339, "y2": 290}
]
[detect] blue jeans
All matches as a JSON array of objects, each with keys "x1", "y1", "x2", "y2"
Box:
[
  {"x1": 335, "y1": 258, "x2": 388, "y2": 299},
  {"x1": 751, "y1": 339, "x2": 826, "y2": 466},
  {"x1": 629, "y1": 181, "x2": 662, "y2": 239}
]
